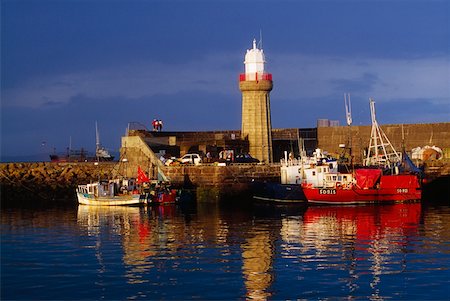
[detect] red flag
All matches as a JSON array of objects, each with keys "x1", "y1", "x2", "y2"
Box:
[{"x1": 137, "y1": 166, "x2": 150, "y2": 184}]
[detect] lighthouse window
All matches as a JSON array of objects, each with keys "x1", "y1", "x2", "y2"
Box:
[{"x1": 312, "y1": 171, "x2": 316, "y2": 176}]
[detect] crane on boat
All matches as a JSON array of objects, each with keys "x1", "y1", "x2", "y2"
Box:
[{"x1": 364, "y1": 98, "x2": 401, "y2": 169}]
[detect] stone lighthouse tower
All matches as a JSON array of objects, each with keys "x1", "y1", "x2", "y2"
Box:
[{"x1": 239, "y1": 39, "x2": 273, "y2": 163}]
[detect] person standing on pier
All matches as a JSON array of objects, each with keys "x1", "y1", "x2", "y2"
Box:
[{"x1": 158, "y1": 119, "x2": 163, "y2": 131}]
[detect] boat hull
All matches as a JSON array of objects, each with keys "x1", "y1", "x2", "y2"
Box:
[
  {"x1": 77, "y1": 192, "x2": 144, "y2": 206},
  {"x1": 303, "y1": 185, "x2": 421, "y2": 205},
  {"x1": 147, "y1": 190, "x2": 178, "y2": 205},
  {"x1": 252, "y1": 182, "x2": 306, "y2": 203}
]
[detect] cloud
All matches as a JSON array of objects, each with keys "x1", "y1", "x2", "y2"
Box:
[
  {"x1": 2, "y1": 52, "x2": 241, "y2": 108},
  {"x1": 2, "y1": 51, "x2": 449, "y2": 111},
  {"x1": 270, "y1": 54, "x2": 450, "y2": 105}
]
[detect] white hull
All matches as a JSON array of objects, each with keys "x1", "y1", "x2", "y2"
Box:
[{"x1": 77, "y1": 192, "x2": 144, "y2": 206}]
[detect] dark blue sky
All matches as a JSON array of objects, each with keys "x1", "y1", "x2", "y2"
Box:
[{"x1": 1, "y1": 0, "x2": 449, "y2": 160}]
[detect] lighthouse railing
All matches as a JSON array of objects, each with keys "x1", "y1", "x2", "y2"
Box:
[{"x1": 239, "y1": 73, "x2": 272, "y2": 82}]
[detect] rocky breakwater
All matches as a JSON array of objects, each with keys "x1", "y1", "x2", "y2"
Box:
[{"x1": 0, "y1": 162, "x2": 116, "y2": 205}]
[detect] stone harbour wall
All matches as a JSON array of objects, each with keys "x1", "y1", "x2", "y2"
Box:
[
  {"x1": 0, "y1": 161, "x2": 280, "y2": 204},
  {"x1": 161, "y1": 164, "x2": 280, "y2": 201},
  {"x1": 318, "y1": 122, "x2": 450, "y2": 162},
  {"x1": 0, "y1": 162, "x2": 116, "y2": 204}
]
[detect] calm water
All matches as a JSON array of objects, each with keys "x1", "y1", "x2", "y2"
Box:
[{"x1": 2, "y1": 200, "x2": 450, "y2": 300}]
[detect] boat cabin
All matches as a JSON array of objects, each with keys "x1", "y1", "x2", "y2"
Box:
[
  {"x1": 302, "y1": 163, "x2": 340, "y2": 188},
  {"x1": 322, "y1": 173, "x2": 354, "y2": 188},
  {"x1": 77, "y1": 178, "x2": 139, "y2": 197},
  {"x1": 280, "y1": 149, "x2": 338, "y2": 185}
]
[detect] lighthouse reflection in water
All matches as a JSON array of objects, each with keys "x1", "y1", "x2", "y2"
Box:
[{"x1": 2, "y1": 201, "x2": 449, "y2": 300}]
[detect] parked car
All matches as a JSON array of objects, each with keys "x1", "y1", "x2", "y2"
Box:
[
  {"x1": 164, "y1": 157, "x2": 182, "y2": 166},
  {"x1": 234, "y1": 154, "x2": 260, "y2": 163},
  {"x1": 180, "y1": 153, "x2": 202, "y2": 165}
]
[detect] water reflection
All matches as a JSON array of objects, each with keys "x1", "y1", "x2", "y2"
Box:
[
  {"x1": 77, "y1": 205, "x2": 146, "y2": 284},
  {"x1": 69, "y1": 201, "x2": 448, "y2": 299},
  {"x1": 301, "y1": 203, "x2": 422, "y2": 299},
  {"x1": 242, "y1": 228, "x2": 274, "y2": 300},
  {"x1": 302, "y1": 203, "x2": 421, "y2": 248}
]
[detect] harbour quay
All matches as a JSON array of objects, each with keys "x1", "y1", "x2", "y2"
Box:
[{"x1": 1, "y1": 122, "x2": 449, "y2": 204}]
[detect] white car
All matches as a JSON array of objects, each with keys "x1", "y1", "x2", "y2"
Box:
[{"x1": 180, "y1": 153, "x2": 202, "y2": 165}]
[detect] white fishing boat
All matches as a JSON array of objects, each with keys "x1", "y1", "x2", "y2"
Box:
[
  {"x1": 76, "y1": 178, "x2": 145, "y2": 206},
  {"x1": 253, "y1": 148, "x2": 338, "y2": 203}
]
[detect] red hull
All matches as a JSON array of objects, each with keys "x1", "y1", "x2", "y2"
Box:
[
  {"x1": 303, "y1": 174, "x2": 421, "y2": 204},
  {"x1": 149, "y1": 189, "x2": 177, "y2": 205}
]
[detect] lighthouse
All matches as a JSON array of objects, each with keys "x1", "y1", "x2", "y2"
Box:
[{"x1": 239, "y1": 39, "x2": 273, "y2": 163}]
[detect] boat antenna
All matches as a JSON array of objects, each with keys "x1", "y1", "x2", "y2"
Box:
[
  {"x1": 401, "y1": 123, "x2": 405, "y2": 153},
  {"x1": 344, "y1": 93, "x2": 352, "y2": 126},
  {"x1": 258, "y1": 29, "x2": 263, "y2": 49},
  {"x1": 342, "y1": 93, "x2": 353, "y2": 171}
]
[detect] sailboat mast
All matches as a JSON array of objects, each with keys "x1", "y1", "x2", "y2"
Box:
[{"x1": 95, "y1": 121, "x2": 100, "y2": 149}]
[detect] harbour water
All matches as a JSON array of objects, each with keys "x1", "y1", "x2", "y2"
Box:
[{"x1": 2, "y1": 199, "x2": 450, "y2": 300}]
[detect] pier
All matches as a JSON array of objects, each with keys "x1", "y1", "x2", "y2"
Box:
[{"x1": 2, "y1": 121, "x2": 449, "y2": 204}]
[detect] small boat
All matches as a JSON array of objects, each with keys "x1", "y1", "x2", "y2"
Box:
[
  {"x1": 77, "y1": 178, "x2": 145, "y2": 206},
  {"x1": 253, "y1": 148, "x2": 338, "y2": 203},
  {"x1": 141, "y1": 181, "x2": 178, "y2": 205},
  {"x1": 76, "y1": 166, "x2": 178, "y2": 206}
]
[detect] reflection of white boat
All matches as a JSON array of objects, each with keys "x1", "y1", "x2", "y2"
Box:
[
  {"x1": 76, "y1": 178, "x2": 145, "y2": 206},
  {"x1": 77, "y1": 203, "x2": 140, "y2": 231}
]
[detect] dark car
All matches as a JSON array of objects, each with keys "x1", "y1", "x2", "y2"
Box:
[{"x1": 234, "y1": 154, "x2": 260, "y2": 163}]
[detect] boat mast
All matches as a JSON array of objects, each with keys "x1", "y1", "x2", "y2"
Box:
[
  {"x1": 364, "y1": 98, "x2": 401, "y2": 169},
  {"x1": 344, "y1": 93, "x2": 353, "y2": 167},
  {"x1": 95, "y1": 121, "x2": 100, "y2": 151}
]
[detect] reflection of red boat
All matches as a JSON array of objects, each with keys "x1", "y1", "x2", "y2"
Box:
[
  {"x1": 303, "y1": 202, "x2": 422, "y2": 240},
  {"x1": 302, "y1": 169, "x2": 421, "y2": 204}
]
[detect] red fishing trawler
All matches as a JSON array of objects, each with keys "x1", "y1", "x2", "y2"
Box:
[
  {"x1": 302, "y1": 169, "x2": 421, "y2": 204},
  {"x1": 302, "y1": 98, "x2": 422, "y2": 205}
]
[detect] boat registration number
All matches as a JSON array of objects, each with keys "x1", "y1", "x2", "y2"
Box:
[
  {"x1": 319, "y1": 189, "x2": 337, "y2": 195},
  {"x1": 397, "y1": 188, "x2": 409, "y2": 193}
]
